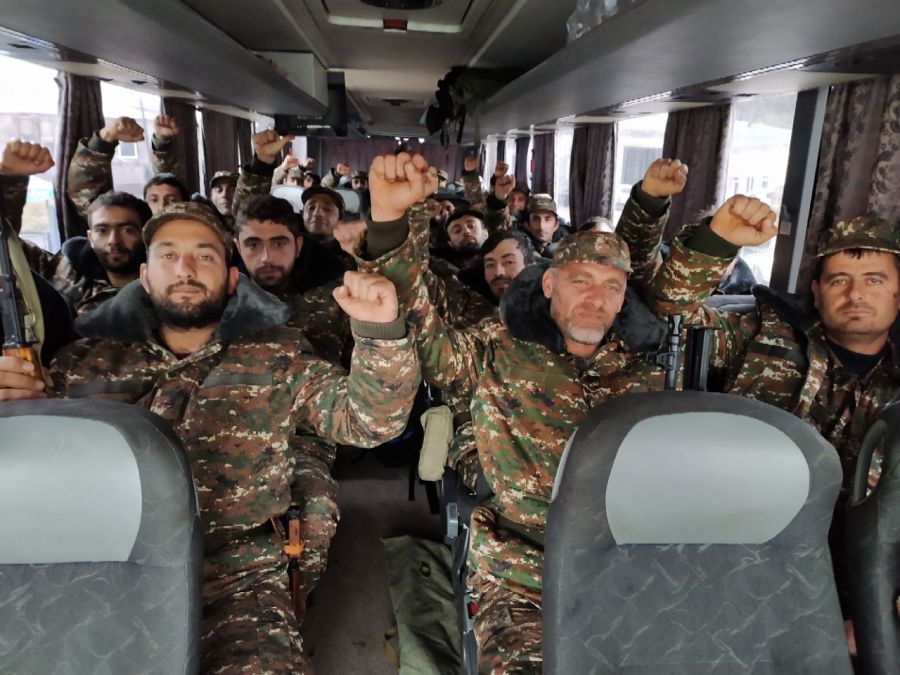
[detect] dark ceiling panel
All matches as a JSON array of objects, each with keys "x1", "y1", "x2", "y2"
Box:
[
  {"x1": 0, "y1": 0, "x2": 326, "y2": 116},
  {"x1": 480, "y1": 0, "x2": 900, "y2": 134}
]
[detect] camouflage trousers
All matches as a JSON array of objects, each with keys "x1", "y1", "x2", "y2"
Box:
[
  {"x1": 470, "y1": 572, "x2": 543, "y2": 675},
  {"x1": 290, "y1": 452, "x2": 340, "y2": 625},
  {"x1": 202, "y1": 534, "x2": 311, "y2": 674}
]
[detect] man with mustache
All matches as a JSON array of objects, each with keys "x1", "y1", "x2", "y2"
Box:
[
  {"x1": 2, "y1": 141, "x2": 151, "y2": 315},
  {"x1": 0, "y1": 200, "x2": 420, "y2": 673},
  {"x1": 353, "y1": 151, "x2": 671, "y2": 673}
]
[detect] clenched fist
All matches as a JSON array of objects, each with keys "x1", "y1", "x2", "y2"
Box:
[
  {"x1": 369, "y1": 152, "x2": 439, "y2": 222},
  {"x1": 0, "y1": 141, "x2": 54, "y2": 176},
  {"x1": 493, "y1": 161, "x2": 515, "y2": 202},
  {"x1": 334, "y1": 220, "x2": 367, "y2": 256},
  {"x1": 335, "y1": 163, "x2": 351, "y2": 177},
  {"x1": 99, "y1": 116, "x2": 144, "y2": 143},
  {"x1": 641, "y1": 158, "x2": 688, "y2": 198},
  {"x1": 710, "y1": 195, "x2": 777, "y2": 247},
  {"x1": 253, "y1": 129, "x2": 293, "y2": 165},
  {"x1": 153, "y1": 115, "x2": 180, "y2": 142},
  {"x1": 333, "y1": 271, "x2": 399, "y2": 324}
]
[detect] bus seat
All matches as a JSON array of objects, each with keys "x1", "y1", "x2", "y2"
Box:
[
  {"x1": 271, "y1": 185, "x2": 362, "y2": 219},
  {"x1": 544, "y1": 391, "x2": 852, "y2": 675},
  {"x1": 0, "y1": 399, "x2": 203, "y2": 675},
  {"x1": 845, "y1": 401, "x2": 900, "y2": 674}
]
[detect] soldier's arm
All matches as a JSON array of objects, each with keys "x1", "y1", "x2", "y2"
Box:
[
  {"x1": 149, "y1": 115, "x2": 181, "y2": 178},
  {"x1": 615, "y1": 182, "x2": 671, "y2": 288},
  {"x1": 66, "y1": 134, "x2": 115, "y2": 217},
  {"x1": 0, "y1": 175, "x2": 28, "y2": 235},
  {"x1": 461, "y1": 169, "x2": 486, "y2": 213},
  {"x1": 233, "y1": 130, "x2": 292, "y2": 212},
  {"x1": 483, "y1": 162, "x2": 515, "y2": 233},
  {"x1": 289, "y1": 315, "x2": 420, "y2": 448}
]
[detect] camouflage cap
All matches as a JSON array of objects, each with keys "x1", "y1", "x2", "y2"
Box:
[
  {"x1": 143, "y1": 201, "x2": 234, "y2": 258},
  {"x1": 445, "y1": 208, "x2": 484, "y2": 229},
  {"x1": 817, "y1": 215, "x2": 900, "y2": 258},
  {"x1": 550, "y1": 230, "x2": 632, "y2": 274},
  {"x1": 527, "y1": 193, "x2": 557, "y2": 216},
  {"x1": 209, "y1": 170, "x2": 239, "y2": 189}
]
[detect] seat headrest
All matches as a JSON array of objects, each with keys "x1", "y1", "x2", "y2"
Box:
[{"x1": 0, "y1": 399, "x2": 197, "y2": 566}]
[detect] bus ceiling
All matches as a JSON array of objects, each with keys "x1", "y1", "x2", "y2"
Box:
[{"x1": 0, "y1": 0, "x2": 898, "y2": 137}]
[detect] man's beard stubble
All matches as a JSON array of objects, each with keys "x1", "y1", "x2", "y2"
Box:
[
  {"x1": 150, "y1": 279, "x2": 229, "y2": 329},
  {"x1": 96, "y1": 246, "x2": 144, "y2": 276}
]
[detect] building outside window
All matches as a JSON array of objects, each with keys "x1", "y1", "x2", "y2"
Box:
[
  {"x1": 100, "y1": 81, "x2": 162, "y2": 199},
  {"x1": 611, "y1": 113, "x2": 668, "y2": 226},
  {"x1": 722, "y1": 92, "x2": 797, "y2": 285},
  {"x1": 0, "y1": 55, "x2": 61, "y2": 251}
]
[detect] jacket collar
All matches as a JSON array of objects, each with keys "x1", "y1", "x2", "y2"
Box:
[{"x1": 74, "y1": 275, "x2": 290, "y2": 343}]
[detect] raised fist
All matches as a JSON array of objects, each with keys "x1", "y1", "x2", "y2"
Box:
[
  {"x1": 493, "y1": 161, "x2": 509, "y2": 178},
  {"x1": 369, "y1": 152, "x2": 439, "y2": 222},
  {"x1": 335, "y1": 163, "x2": 351, "y2": 177},
  {"x1": 99, "y1": 116, "x2": 144, "y2": 143},
  {"x1": 153, "y1": 115, "x2": 180, "y2": 142},
  {"x1": 0, "y1": 141, "x2": 54, "y2": 176},
  {"x1": 463, "y1": 155, "x2": 479, "y2": 173},
  {"x1": 710, "y1": 195, "x2": 777, "y2": 248},
  {"x1": 253, "y1": 129, "x2": 293, "y2": 165},
  {"x1": 332, "y1": 271, "x2": 399, "y2": 324},
  {"x1": 641, "y1": 158, "x2": 688, "y2": 198},
  {"x1": 334, "y1": 220, "x2": 367, "y2": 256},
  {"x1": 280, "y1": 155, "x2": 300, "y2": 171},
  {"x1": 303, "y1": 157, "x2": 317, "y2": 171}
]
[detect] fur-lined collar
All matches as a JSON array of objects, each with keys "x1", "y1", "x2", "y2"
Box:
[
  {"x1": 499, "y1": 263, "x2": 666, "y2": 354},
  {"x1": 61, "y1": 236, "x2": 146, "y2": 282},
  {"x1": 75, "y1": 275, "x2": 290, "y2": 343}
]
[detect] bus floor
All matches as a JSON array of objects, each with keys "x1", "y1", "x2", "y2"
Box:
[{"x1": 302, "y1": 445, "x2": 443, "y2": 674}]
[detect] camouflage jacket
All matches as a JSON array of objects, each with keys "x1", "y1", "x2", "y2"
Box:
[
  {"x1": 49, "y1": 277, "x2": 419, "y2": 577},
  {"x1": 66, "y1": 132, "x2": 179, "y2": 216},
  {"x1": 462, "y1": 172, "x2": 512, "y2": 233},
  {"x1": 647, "y1": 221, "x2": 898, "y2": 487},
  {"x1": 0, "y1": 174, "x2": 27, "y2": 234},
  {"x1": 234, "y1": 156, "x2": 275, "y2": 214},
  {"x1": 358, "y1": 216, "x2": 666, "y2": 602}
]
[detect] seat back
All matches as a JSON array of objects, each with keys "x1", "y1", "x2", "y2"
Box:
[
  {"x1": 845, "y1": 401, "x2": 900, "y2": 675},
  {"x1": 0, "y1": 399, "x2": 203, "y2": 674},
  {"x1": 544, "y1": 391, "x2": 852, "y2": 675}
]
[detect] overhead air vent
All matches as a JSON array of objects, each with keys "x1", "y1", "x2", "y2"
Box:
[{"x1": 360, "y1": 0, "x2": 442, "y2": 9}]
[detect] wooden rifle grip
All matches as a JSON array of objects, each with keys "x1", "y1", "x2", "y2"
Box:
[{"x1": 2, "y1": 346, "x2": 44, "y2": 381}]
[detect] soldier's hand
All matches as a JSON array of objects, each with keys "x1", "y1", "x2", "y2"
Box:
[
  {"x1": 334, "y1": 220, "x2": 367, "y2": 256},
  {"x1": 0, "y1": 356, "x2": 47, "y2": 401},
  {"x1": 335, "y1": 162, "x2": 351, "y2": 177},
  {"x1": 303, "y1": 157, "x2": 317, "y2": 171},
  {"x1": 0, "y1": 141, "x2": 54, "y2": 176},
  {"x1": 710, "y1": 195, "x2": 777, "y2": 247},
  {"x1": 494, "y1": 174, "x2": 516, "y2": 202},
  {"x1": 369, "y1": 152, "x2": 439, "y2": 222},
  {"x1": 99, "y1": 116, "x2": 145, "y2": 144},
  {"x1": 463, "y1": 155, "x2": 479, "y2": 173},
  {"x1": 493, "y1": 161, "x2": 509, "y2": 179},
  {"x1": 641, "y1": 158, "x2": 688, "y2": 198},
  {"x1": 153, "y1": 115, "x2": 180, "y2": 142},
  {"x1": 280, "y1": 155, "x2": 300, "y2": 171},
  {"x1": 253, "y1": 129, "x2": 293, "y2": 165},
  {"x1": 333, "y1": 271, "x2": 399, "y2": 324}
]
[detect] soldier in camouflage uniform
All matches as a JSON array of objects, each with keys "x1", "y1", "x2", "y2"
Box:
[
  {"x1": 0, "y1": 200, "x2": 420, "y2": 674},
  {"x1": 2, "y1": 141, "x2": 153, "y2": 315},
  {"x1": 234, "y1": 194, "x2": 353, "y2": 621},
  {"x1": 66, "y1": 115, "x2": 188, "y2": 216},
  {"x1": 354, "y1": 151, "x2": 676, "y2": 673},
  {"x1": 642, "y1": 196, "x2": 900, "y2": 611}
]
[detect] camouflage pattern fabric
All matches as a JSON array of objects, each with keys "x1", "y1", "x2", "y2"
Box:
[
  {"x1": 234, "y1": 159, "x2": 277, "y2": 215},
  {"x1": 149, "y1": 135, "x2": 182, "y2": 179},
  {"x1": 470, "y1": 572, "x2": 542, "y2": 675},
  {"x1": 647, "y1": 225, "x2": 895, "y2": 488},
  {"x1": 66, "y1": 133, "x2": 117, "y2": 217},
  {"x1": 462, "y1": 173, "x2": 512, "y2": 233},
  {"x1": 18, "y1": 239, "x2": 117, "y2": 315},
  {"x1": 614, "y1": 181, "x2": 671, "y2": 287},
  {"x1": 817, "y1": 214, "x2": 900, "y2": 257},
  {"x1": 47, "y1": 278, "x2": 419, "y2": 671},
  {"x1": 355, "y1": 217, "x2": 665, "y2": 604},
  {"x1": 550, "y1": 229, "x2": 632, "y2": 273}
]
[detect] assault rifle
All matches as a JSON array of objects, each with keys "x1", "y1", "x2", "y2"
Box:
[{"x1": 0, "y1": 205, "x2": 43, "y2": 379}]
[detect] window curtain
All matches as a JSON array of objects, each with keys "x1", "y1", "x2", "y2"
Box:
[
  {"x1": 497, "y1": 139, "x2": 506, "y2": 163},
  {"x1": 797, "y1": 75, "x2": 900, "y2": 290},
  {"x1": 515, "y1": 136, "x2": 530, "y2": 186},
  {"x1": 531, "y1": 133, "x2": 555, "y2": 195},
  {"x1": 201, "y1": 109, "x2": 240, "y2": 193},
  {"x1": 569, "y1": 124, "x2": 616, "y2": 227},
  {"x1": 161, "y1": 97, "x2": 200, "y2": 196},
  {"x1": 54, "y1": 73, "x2": 104, "y2": 240},
  {"x1": 236, "y1": 118, "x2": 253, "y2": 168},
  {"x1": 661, "y1": 104, "x2": 732, "y2": 240}
]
